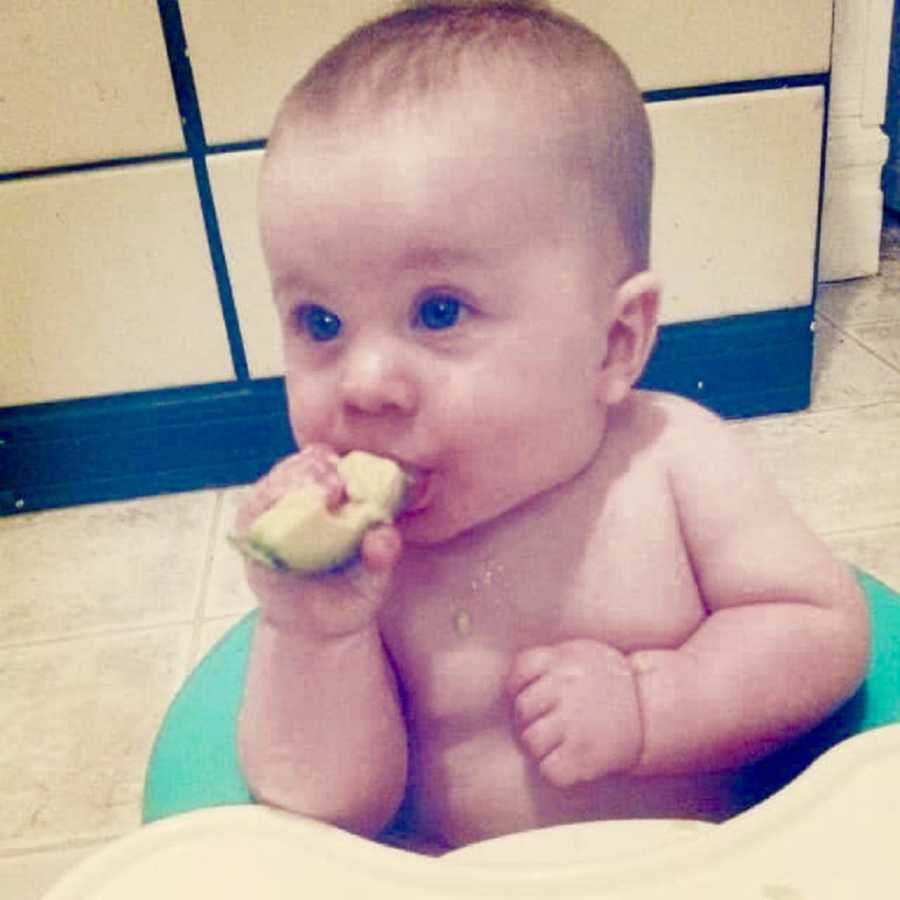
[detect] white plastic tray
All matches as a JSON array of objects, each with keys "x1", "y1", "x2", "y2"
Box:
[{"x1": 44, "y1": 724, "x2": 900, "y2": 899}]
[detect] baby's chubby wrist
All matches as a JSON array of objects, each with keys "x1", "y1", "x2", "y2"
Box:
[
  {"x1": 243, "y1": 524, "x2": 400, "y2": 640},
  {"x1": 624, "y1": 647, "x2": 706, "y2": 777},
  {"x1": 253, "y1": 608, "x2": 384, "y2": 659}
]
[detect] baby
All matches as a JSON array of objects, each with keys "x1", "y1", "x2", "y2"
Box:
[{"x1": 235, "y1": 1, "x2": 870, "y2": 851}]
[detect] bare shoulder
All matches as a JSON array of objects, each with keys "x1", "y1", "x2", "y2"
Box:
[
  {"x1": 623, "y1": 390, "x2": 758, "y2": 469},
  {"x1": 609, "y1": 390, "x2": 734, "y2": 461},
  {"x1": 641, "y1": 392, "x2": 863, "y2": 614},
  {"x1": 635, "y1": 389, "x2": 728, "y2": 434}
]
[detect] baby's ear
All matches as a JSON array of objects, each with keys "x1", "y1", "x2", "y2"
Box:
[{"x1": 596, "y1": 271, "x2": 661, "y2": 406}]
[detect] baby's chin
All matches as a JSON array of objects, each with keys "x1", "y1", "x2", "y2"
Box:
[
  {"x1": 395, "y1": 506, "x2": 466, "y2": 547},
  {"x1": 396, "y1": 485, "x2": 541, "y2": 549}
]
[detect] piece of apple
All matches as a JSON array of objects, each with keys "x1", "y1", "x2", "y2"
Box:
[{"x1": 238, "y1": 451, "x2": 408, "y2": 574}]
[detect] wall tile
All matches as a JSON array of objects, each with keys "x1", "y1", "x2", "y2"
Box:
[
  {"x1": 1, "y1": 161, "x2": 234, "y2": 406},
  {"x1": 182, "y1": 0, "x2": 832, "y2": 146},
  {"x1": 0, "y1": 2, "x2": 184, "y2": 173},
  {"x1": 558, "y1": 0, "x2": 832, "y2": 90},
  {"x1": 181, "y1": 0, "x2": 390, "y2": 145},
  {"x1": 207, "y1": 151, "x2": 282, "y2": 378},
  {"x1": 652, "y1": 88, "x2": 824, "y2": 323}
]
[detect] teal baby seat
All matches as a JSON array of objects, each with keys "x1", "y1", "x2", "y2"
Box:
[{"x1": 143, "y1": 571, "x2": 900, "y2": 825}]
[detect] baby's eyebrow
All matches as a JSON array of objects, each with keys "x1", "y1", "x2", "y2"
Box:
[
  {"x1": 272, "y1": 268, "x2": 322, "y2": 300},
  {"x1": 398, "y1": 245, "x2": 487, "y2": 271}
]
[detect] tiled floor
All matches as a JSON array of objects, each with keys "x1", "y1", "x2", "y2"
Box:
[{"x1": 2, "y1": 218, "x2": 900, "y2": 899}]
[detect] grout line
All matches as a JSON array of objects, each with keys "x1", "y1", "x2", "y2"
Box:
[
  {"x1": 194, "y1": 489, "x2": 223, "y2": 623},
  {"x1": 183, "y1": 490, "x2": 224, "y2": 676},
  {"x1": 821, "y1": 319, "x2": 900, "y2": 376},
  {"x1": 729, "y1": 396, "x2": 900, "y2": 424},
  {"x1": 819, "y1": 520, "x2": 900, "y2": 539},
  {"x1": 819, "y1": 312, "x2": 900, "y2": 328},
  {"x1": 0, "y1": 620, "x2": 193, "y2": 654},
  {"x1": 0, "y1": 152, "x2": 190, "y2": 183},
  {"x1": 155, "y1": 0, "x2": 250, "y2": 383},
  {"x1": 815, "y1": 278, "x2": 900, "y2": 329},
  {"x1": 643, "y1": 72, "x2": 827, "y2": 104},
  {"x1": 0, "y1": 831, "x2": 129, "y2": 860}
]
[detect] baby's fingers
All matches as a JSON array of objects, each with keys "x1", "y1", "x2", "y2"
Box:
[
  {"x1": 520, "y1": 711, "x2": 563, "y2": 762},
  {"x1": 234, "y1": 445, "x2": 343, "y2": 536},
  {"x1": 360, "y1": 525, "x2": 403, "y2": 576},
  {"x1": 538, "y1": 744, "x2": 586, "y2": 789},
  {"x1": 507, "y1": 646, "x2": 555, "y2": 696},
  {"x1": 512, "y1": 676, "x2": 559, "y2": 728}
]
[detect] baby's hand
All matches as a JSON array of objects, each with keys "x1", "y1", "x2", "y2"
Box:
[
  {"x1": 234, "y1": 445, "x2": 402, "y2": 638},
  {"x1": 507, "y1": 639, "x2": 644, "y2": 788}
]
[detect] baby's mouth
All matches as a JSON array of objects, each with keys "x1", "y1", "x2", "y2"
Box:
[{"x1": 399, "y1": 467, "x2": 433, "y2": 516}]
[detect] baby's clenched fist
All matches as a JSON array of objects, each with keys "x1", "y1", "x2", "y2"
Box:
[{"x1": 507, "y1": 639, "x2": 644, "y2": 788}]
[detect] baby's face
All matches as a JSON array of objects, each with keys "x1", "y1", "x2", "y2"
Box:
[{"x1": 259, "y1": 95, "x2": 625, "y2": 544}]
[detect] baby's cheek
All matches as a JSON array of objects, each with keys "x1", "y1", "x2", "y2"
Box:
[{"x1": 285, "y1": 380, "x2": 330, "y2": 445}]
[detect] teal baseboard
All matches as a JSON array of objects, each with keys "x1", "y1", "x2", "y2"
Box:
[{"x1": 0, "y1": 307, "x2": 813, "y2": 516}]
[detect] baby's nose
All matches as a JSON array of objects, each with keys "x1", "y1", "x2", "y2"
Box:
[{"x1": 338, "y1": 340, "x2": 419, "y2": 416}]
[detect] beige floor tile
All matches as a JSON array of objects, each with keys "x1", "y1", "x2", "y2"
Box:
[
  {"x1": 817, "y1": 267, "x2": 900, "y2": 328},
  {"x1": 0, "y1": 842, "x2": 108, "y2": 900},
  {"x1": 878, "y1": 210, "x2": 900, "y2": 265},
  {"x1": 1, "y1": 492, "x2": 217, "y2": 646},
  {"x1": 192, "y1": 614, "x2": 254, "y2": 672},
  {"x1": 203, "y1": 487, "x2": 258, "y2": 619},
  {"x1": 811, "y1": 318, "x2": 900, "y2": 410},
  {"x1": 731, "y1": 402, "x2": 900, "y2": 535},
  {"x1": 822, "y1": 524, "x2": 900, "y2": 592},
  {"x1": 0, "y1": 627, "x2": 191, "y2": 852},
  {"x1": 842, "y1": 321, "x2": 900, "y2": 371}
]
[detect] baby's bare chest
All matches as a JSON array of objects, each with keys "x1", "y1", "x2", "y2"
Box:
[{"x1": 382, "y1": 467, "x2": 705, "y2": 723}]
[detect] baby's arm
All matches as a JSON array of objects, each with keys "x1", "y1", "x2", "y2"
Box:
[
  {"x1": 240, "y1": 606, "x2": 408, "y2": 835},
  {"x1": 629, "y1": 398, "x2": 870, "y2": 775},
  {"x1": 236, "y1": 451, "x2": 408, "y2": 836}
]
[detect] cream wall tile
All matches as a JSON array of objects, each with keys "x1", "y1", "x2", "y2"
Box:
[
  {"x1": 652, "y1": 88, "x2": 824, "y2": 324},
  {"x1": 1, "y1": 492, "x2": 217, "y2": 646},
  {"x1": 181, "y1": 0, "x2": 390, "y2": 144},
  {"x1": 557, "y1": 0, "x2": 832, "y2": 90},
  {"x1": 0, "y1": 2, "x2": 183, "y2": 173},
  {"x1": 0, "y1": 627, "x2": 192, "y2": 851},
  {"x1": 208, "y1": 151, "x2": 283, "y2": 378},
  {"x1": 182, "y1": 0, "x2": 832, "y2": 145},
  {"x1": 1, "y1": 161, "x2": 234, "y2": 406}
]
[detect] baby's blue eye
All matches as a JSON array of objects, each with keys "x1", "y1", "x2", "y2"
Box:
[
  {"x1": 417, "y1": 294, "x2": 462, "y2": 330},
  {"x1": 300, "y1": 305, "x2": 342, "y2": 342}
]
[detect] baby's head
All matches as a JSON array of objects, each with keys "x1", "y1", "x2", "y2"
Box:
[
  {"x1": 259, "y1": 1, "x2": 660, "y2": 543},
  {"x1": 265, "y1": 1, "x2": 653, "y2": 274}
]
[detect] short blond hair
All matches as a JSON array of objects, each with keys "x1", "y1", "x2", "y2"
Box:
[{"x1": 268, "y1": 1, "x2": 653, "y2": 271}]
